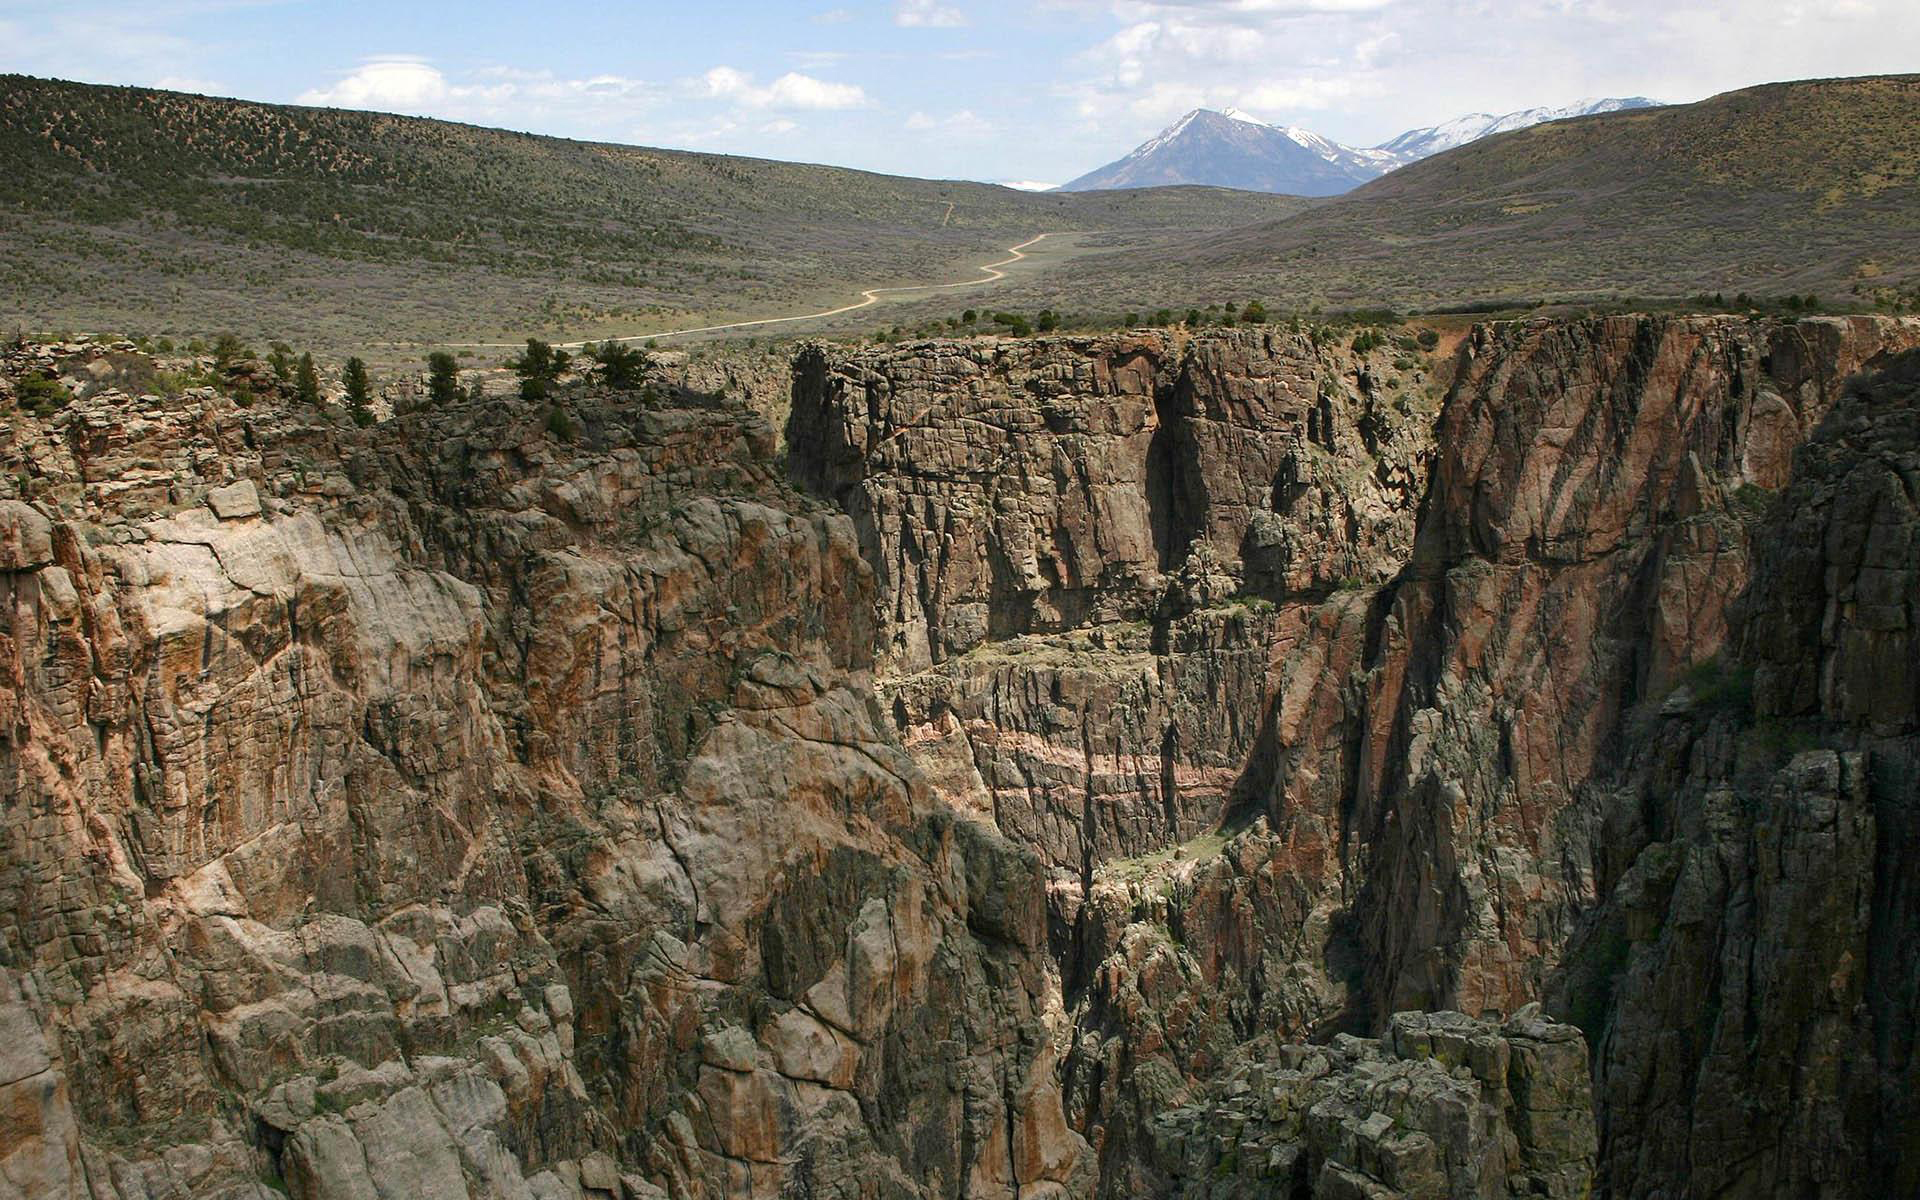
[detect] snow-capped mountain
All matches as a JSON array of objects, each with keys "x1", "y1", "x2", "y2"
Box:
[
  {"x1": 1377, "y1": 97, "x2": 1660, "y2": 161},
  {"x1": 1059, "y1": 97, "x2": 1661, "y2": 195},
  {"x1": 1057, "y1": 107, "x2": 1386, "y2": 196}
]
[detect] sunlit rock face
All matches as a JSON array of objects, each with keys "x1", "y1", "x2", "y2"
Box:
[
  {"x1": 2, "y1": 313, "x2": 1917, "y2": 1199},
  {"x1": 0, "y1": 347, "x2": 1089, "y2": 1200}
]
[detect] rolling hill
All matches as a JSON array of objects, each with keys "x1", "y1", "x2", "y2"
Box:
[
  {"x1": 1061, "y1": 99, "x2": 1658, "y2": 196},
  {"x1": 950, "y1": 75, "x2": 1920, "y2": 319},
  {"x1": 4, "y1": 74, "x2": 1914, "y2": 353},
  {"x1": 0, "y1": 75, "x2": 1305, "y2": 352}
]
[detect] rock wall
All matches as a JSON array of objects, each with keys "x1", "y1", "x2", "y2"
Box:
[
  {"x1": 0, "y1": 342, "x2": 1090, "y2": 1200},
  {"x1": 1148, "y1": 1009, "x2": 1595, "y2": 1199},
  {"x1": 3, "y1": 314, "x2": 1916, "y2": 1200},
  {"x1": 1552, "y1": 345, "x2": 1920, "y2": 1196},
  {"x1": 790, "y1": 317, "x2": 1920, "y2": 1198}
]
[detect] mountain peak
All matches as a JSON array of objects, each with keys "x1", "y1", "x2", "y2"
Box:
[
  {"x1": 1063, "y1": 95, "x2": 1664, "y2": 197},
  {"x1": 1064, "y1": 105, "x2": 1382, "y2": 196}
]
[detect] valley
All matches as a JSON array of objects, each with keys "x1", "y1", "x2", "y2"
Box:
[
  {"x1": 1, "y1": 47, "x2": 1917, "y2": 1200},
  {"x1": 2, "y1": 310, "x2": 1917, "y2": 1197}
]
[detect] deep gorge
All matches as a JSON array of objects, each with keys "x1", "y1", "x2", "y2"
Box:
[{"x1": 2, "y1": 314, "x2": 1916, "y2": 1199}]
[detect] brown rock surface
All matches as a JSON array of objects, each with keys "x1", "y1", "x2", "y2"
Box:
[
  {"x1": 4, "y1": 316, "x2": 1919, "y2": 1199},
  {"x1": 790, "y1": 316, "x2": 1920, "y2": 1197},
  {"x1": 1147, "y1": 1009, "x2": 1595, "y2": 1199},
  {"x1": 1553, "y1": 345, "x2": 1920, "y2": 1197},
  {"x1": 0, "y1": 340, "x2": 1089, "y2": 1199}
]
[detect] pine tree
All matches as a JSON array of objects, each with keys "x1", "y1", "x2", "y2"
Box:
[
  {"x1": 512, "y1": 338, "x2": 569, "y2": 401},
  {"x1": 587, "y1": 341, "x2": 649, "y2": 390},
  {"x1": 426, "y1": 351, "x2": 461, "y2": 406},
  {"x1": 344, "y1": 357, "x2": 374, "y2": 427},
  {"x1": 295, "y1": 352, "x2": 321, "y2": 407}
]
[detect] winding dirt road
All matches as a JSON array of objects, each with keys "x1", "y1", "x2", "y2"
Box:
[{"x1": 437, "y1": 233, "x2": 1059, "y2": 351}]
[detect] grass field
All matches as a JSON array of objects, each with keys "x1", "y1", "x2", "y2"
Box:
[
  {"x1": 4, "y1": 73, "x2": 1916, "y2": 366},
  {"x1": 0, "y1": 75, "x2": 1305, "y2": 359},
  {"x1": 885, "y1": 75, "x2": 1920, "y2": 328}
]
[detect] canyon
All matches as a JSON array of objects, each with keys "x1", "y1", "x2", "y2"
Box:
[{"x1": 0, "y1": 312, "x2": 1915, "y2": 1199}]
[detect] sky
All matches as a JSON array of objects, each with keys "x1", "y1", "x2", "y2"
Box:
[{"x1": 1, "y1": 0, "x2": 1914, "y2": 188}]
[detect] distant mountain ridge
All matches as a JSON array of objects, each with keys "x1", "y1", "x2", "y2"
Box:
[
  {"x1": 0, "y1": 73, "x2": 1305, "y2": 350},
  {"x1": 1060, "y1": 97, "x2": 1661, "y2": 195}
]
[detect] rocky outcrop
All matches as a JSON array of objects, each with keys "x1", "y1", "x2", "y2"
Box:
[
  {"x1": 791, "y1": 316, "x2": 1920, "y2": 1198},
  {"x1": 790, "y1": 328, "x2": 1433, "y2": 878},
  {"x1": 4, "y1": 314, "x2": 1918, "y2": 1200},
  {"x1": 1552, "y1": 346, "x2": 1920, "y2": 1197},
  {"x1": 0, "y1": 339, "x2": 1090, "y2": 1199},
  {"x1": 789, "y1": 329, "x2": 1432, "y2": 675},
  {"x1": 1147, "y1": 1009, "x2": 1594, "y2": 1199}
]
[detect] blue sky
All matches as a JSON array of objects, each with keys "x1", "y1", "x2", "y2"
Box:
[{"x1": 2, "y1": 1, "x2": 1913, "y2": 187}]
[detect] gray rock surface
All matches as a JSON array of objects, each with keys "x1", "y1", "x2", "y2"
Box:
[
  {"x1": 4, "y1": 320, "x2": 1919, "y2": 1199},
  {"x1": 789, "y1": 316, "x2": 1920, "y2": 1197},
  {"x1": 1148, "y1": 1010, "x2": 1595, "y2": 1199},
  {"x1": 0, "y1": 342, "x2": 1089, "y2": 1199}
]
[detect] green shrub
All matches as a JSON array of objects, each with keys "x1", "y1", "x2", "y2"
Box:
[
  {"x1": 294, "y1": 352, "x2": 321, "y2": 406},
  {"x1": 512, "y1": 338, "x2": 569, "y2": 401},
  {"x1": 213, "y1": 333, "x2": 248, "y2": 366},
  {"x1": 15, "y1": 370, "x2": 72, "y2": 416},
  {"x1": 1755, "y1": 719, "x2": 1818, "y2": 758},
  {"x1": 587, "y1": 341, "x2": 650, "y2": 389},
  {"x1": 1680, "y1": 656, "x2": 1754, "y2": 720}
]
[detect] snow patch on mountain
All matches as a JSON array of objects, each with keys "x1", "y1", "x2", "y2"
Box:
[{"x1": 1062, "y1": 97, "x2": 1662, "y2": 196}]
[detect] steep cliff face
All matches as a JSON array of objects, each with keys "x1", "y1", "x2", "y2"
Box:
[
  {"x1": 1553, "y1": 346, "x2": 1920, "y2": 1197},
  {"x1": 790, "y1": 316, "x2": 1920, "y2": 1197},
  {"x1": 0, "y1": 343, "x2": 1089, "y2": 1199},
  {"x1": 788, "y1": 329, "x2": 1433, "y2": 878},
  {"x1": 2, "y1": 312, "x2": 1915, "y2": 1200}
]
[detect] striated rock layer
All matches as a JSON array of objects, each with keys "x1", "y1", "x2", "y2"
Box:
[
  {"x1": 790, "y1": 317, "x2": 1920, "y2": 1197},
  {"x1": 2, "y1": 313, "x2": 1917, "y2": 1200},
  {"x1": 0, "y1": 344, "x2": 1090, "y2": 1199}
]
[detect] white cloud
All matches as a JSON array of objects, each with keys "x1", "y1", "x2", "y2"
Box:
[
  {"x1": 789, "y1": 49, "x2": 850, "y2": 69},
  {"x1": 298, "y1": 58, "x2": 449, "y2": 109},
  {"x1": 906, "y1": 108, "x2": 993, "y2": 135},
  {"x1": 812, "y1": 6, "x2": 854, "y2": 21},
  {"x1": 896, "y1": 0, "x2": 968, "y2": 27},
  {"x1": 290, "y1": 58, "x2": 664, "y2": 142},
  {"x1": 1051, "y1": 0, "x2": 1920, "y2": 161},
  {"x1": 152, "y1": 75, "x2": 228, "y2": 96},
  {"x1": 1111, "y1": 0, "x2": 1391, "y2": 14},
  {"x1": 0, "y1": 2, "x2": 251, "y2": 91},
  {"x1": 700, "y1": 66, "x2": 868, "y2": 110},
  {"x1": 999, "y1": 180, "x2": 1061, "y2": 191}
]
